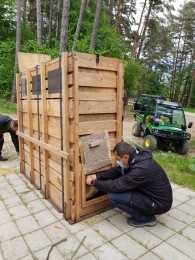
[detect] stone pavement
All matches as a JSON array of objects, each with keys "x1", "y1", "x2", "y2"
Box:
[{"x1": 0, "y1": 173, "x2": 195, "y2": 260}]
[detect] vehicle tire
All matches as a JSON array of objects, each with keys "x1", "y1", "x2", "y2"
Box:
[
  {"x1": 132, "y1": 123, "x2": 143, "y2": 137},
  {"x1": 143, "y1": 135, "x2": 157, "y2": 151},
  {"x1": 175, "y1": 140, "x2": 189, "y2": 155}
]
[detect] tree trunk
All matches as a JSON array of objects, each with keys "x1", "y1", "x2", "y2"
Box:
[
  {"x1": 10, "y1": 0, "x2": 22, "y2": 102},
  {"x1": 55, "y1": 0, "x2": 61, "y2": 46},
  {"x1": 72, "y1": 0, "x2": 87, "y2": 51},
  {"x1": 89, "y1": 0, "x2": 103, "y2": 50},
  {"x1": 23, "y1": 0, "x2": 27, "y2": 24},
  {"x1": 137, "y1": 0, "x2": 153, "y2": 59},
  {"x1": 36, "y1": 0, "x2": 42, "y2": 44},
  {"x1": 131, "y1": 0, "x2": 146, "y2": 58},
  {"x1": 48, "y1": 0, "x2": 54, "y2": 44},
  {"x1": 60, "y1": 0, "x2": 70, "y2": 53}
]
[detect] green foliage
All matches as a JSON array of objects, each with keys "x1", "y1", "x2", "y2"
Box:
[
  {"x1": 142, "y1": 72, "x2": 168, "y2": 97},
  {"x1": 124, "y1": 59, "x2": 146, "y2": 93},
  {"x1": 0, "y1": 40, "x2": 15, "y2": 99},
  {"x1": 154, "y1": 149, "x2": 195, "y2": 190},
  {"x1": 184, "y1": 108, "x2": 195, "y2": 113},
  {"x1": 0, "y1": 99, "x2": 17, "y2": 114}
]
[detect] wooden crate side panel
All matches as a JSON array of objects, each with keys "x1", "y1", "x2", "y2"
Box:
[
  {"x1": 49, "y1": 183, "x2": 63, "y2": 211},
  {"x1": 78, "y1": 101, "x2": 116, "y2": 114}
]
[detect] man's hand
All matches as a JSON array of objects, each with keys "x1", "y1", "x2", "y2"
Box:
[{"x1": 86, "y1": 174, "x2": 97, "y2": 185}]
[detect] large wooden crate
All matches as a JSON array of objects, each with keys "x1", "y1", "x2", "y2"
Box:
[{"x1": 17, "y1": 52, "x2": 124, "y2": 222}]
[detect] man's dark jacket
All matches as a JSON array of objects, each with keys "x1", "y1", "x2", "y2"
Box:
[
  {"x1": 0, "y1": 115, "x2": 19, "y2": 153},
  {"x1": 94, "y1": 146, "x2": 172, "y2": 215}
]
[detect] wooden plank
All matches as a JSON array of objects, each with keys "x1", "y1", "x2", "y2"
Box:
[
  {"x1": 49, "y1": 183, "x2": 62, "y2": 211},
  {"x1": 17, "y1": 132, "x2": 68, "y2": 159},
  {"x1": 78, "y1": 101, "x2": 116, "y2": 114},
  {"x1": 49, "y1": 168, "x2": 62, "y2": 191},
  {"x1": 79, "y1": 114, "x2": 116, "y2": 122},
  {"x1": 116, "y1": 61, "x2": 124, "y2": 143},
  {"x1": 18, "y1": 52, "x2": 51, "y2": 73},
  {"x1": 40, "y1": 62, "x2": 50, "y2": 198},
  {"x1": 79, "y1": 91, "x2": 116, "y2": 101},
  {"x1": 61, "y1": 52, "x2": 71, "y2": 218},
  {"x1": 78, "y1": 70, "x2": 117, "y2": 88},
  {"x1": 78, "y1": 120, "x2": 117, "y2": 135},
  {"x1": 72, "y1": 52, "x2": 119, "y2": 71}
]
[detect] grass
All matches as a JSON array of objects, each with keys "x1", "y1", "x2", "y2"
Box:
[
  {"x1": 153, "y1": 148, "x2": 195, "y2": 191},
  {"x1": 184, "y1": 108, "x2": 195, "y2": 113},
  {"x1": 0, "y1": 99, "x2": 17, "y2": 114}
]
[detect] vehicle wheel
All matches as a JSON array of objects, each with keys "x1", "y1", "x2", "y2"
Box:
[
  {"x1": 175, "y1": 140, "x2": 189, "y2": 155},
  {"x1": 132, "y1": 123, "x2": 143, "y2": 137},
  {"x1": 143, "y1": 135, "x2": 157, "y2": 151}
]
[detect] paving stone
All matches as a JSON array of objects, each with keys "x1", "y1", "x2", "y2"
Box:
[
  {"x1": 167, "y1": 233, "x2": 195, "y2": 259},
  {"x1": 100, "y1": 208, "x2": 117, "y2": 219},
  {"x1": 1, "y1": 236, "x2": 30, "y2": 260},
  {"x1": 50, "y1": 207, "x2": 64, "y2": 220},
  {"x1": 173, "y1": 191, "x2": 191, "y2": 203},
  {"x1": 20, "y1": 191, "x2": 38, "y2": 203},
  {"x1": 33, "y1": 189, "x2": 44, "y2": 199},
  {"x1": 43, "y1": 222, "x2": 71, "y2": 243},
  {"x1": 75, "y1": 227, "x2": 107, "y2": 251},
  {"x1": 167, "y1": 208, "x2": 195, "y2": 225},
  {"x1": 8, "y1": 204, "x2": 31, "y2": 220},
  {"x1": 33, "y1": 209, "x2": 58, "y2": 227},
  {"x1": 41, "y1": 198, "x2": 53, "y2": 208},
  {"x1": 152, "y1": 242, "x2": 190, "y2": 260},
  {"x1": 27, "y1": 199, "x2": 47, "y2": 214},
  {"x1": 157, "y1": 214, "x2": 187, "y2": 232},
  {"x1": 0, "y1": 183, "x2": 16, "y2": 199},
  {"x1": 144, "y1": 222, "x2": 175, "y2": 240},
  {"x1": 128, "y1": 228, "x2": 162, "y2": 250},
  {"x1": 186, "y1": 198, "x2": 195, "y2": 207},
  {"x1": 16, "y1": 215, "x2": 40, "y2": 235},
  {"x1": 83, "y1": 214, "x2": 104, "y2": 226},
  {"x1": 112, "y1": 234, "x2": 148, "y2": 259},
  {"x1": 0, "y1": 250, "x2": 4, "y2": 260},
  {"x1": 8, "y1": 177, "x2": 25, "y2": 187},
  {"x1": 108, "y1": 213, "x2": 134, "y2": 232},
  {"x1": 3, "y1": 195, "x2": 22, "y2": 208},
  {"x1": 0, "y1": 176, "x2": 6, "y2": 183},
  {"x1": 57, "y1": 235, "x2": 89, "y2": 259},
  {"x1": 13, "y1": 184, "x2": 31, "y2": 194},
  {"x1": 5, "y1": 173, "x2": 20, "y2": 181},
  {"x1": 61, "y1": 219, "x2": 89, "y2": 234},
  {"x1": 20, "y1": 255, "x2": 34, "y2": 260},
  {"x1": 174, "y1": 187, "x2": 195, "y2": 198},
  {"x1": 92, "y1": 242, "x2": 127, "y2": 260},
  {"x1": 77, "y1": 252, "x2": 97, "y2": 260},
  {"x1": 139, "y1": 252, "x2": 161, "y2": 260},
  {"x1": 33, "y1": 246, "x2": 65, "y2": 260},
  {"x1": 0, "y1": 221, "x2": 20, "y2": 242},
  {"x1": 24, "y1": 229, "x2": 52, "y2": 252},
  {"x1": 182, "y1": 226, "x2": 195, "y2": 242},
  {"x1": 177, "y1": 203, "x2": 195, "y2": 217},
  {"x1": 0, "y1": 201, "x2": 5, "y2": 211},
  {"x1": 172, "y1": 198, "x2": 183, "y2": 208},
  {"x1": 0, "y1": 209, "x2": 12, "y2": 225},
  {"x1": 93, "y1": 220, "x2": 123, "y2": 241}
]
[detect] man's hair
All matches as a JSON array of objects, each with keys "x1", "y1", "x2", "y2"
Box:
[
  {"x1": 13, "y1": 120, "x2": 18, "y2": 128},
  {"x1": 113, "y1": 141, "x2": 134, "y2": 157}
]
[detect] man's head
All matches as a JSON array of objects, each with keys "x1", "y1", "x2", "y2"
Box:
[
  {"x1": 113, "y1": 141, "x2": 134, "y2": 167},
  {"x1": 10, "y1": 120, "x2": 18, "y2": 132}
]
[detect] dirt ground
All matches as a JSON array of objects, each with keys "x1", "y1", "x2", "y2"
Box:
[{"x1": 1, "y1": 111, "x2": 195, "y2": 170}]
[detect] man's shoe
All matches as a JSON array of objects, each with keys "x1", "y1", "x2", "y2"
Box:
[
  {"x1": 0, "y1": 156, "x2": 8, "y2": 161},
  {"x1": 127, "y1": 216, "x2": 157, "y2": 227}
]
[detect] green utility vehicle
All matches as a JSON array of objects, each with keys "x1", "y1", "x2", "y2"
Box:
[
  {"x1": 133, "y1": 94, "x2": 165, "y2": 112},
  {"x1": 133, "y1": 98, "x2": 193, "y2": 155}
]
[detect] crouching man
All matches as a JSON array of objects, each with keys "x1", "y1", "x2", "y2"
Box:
[
  {"x1": 0, "y1": 115, "x2": 19, "y2": 161},
  {"x1": 86, "y1": 141, "x2": 172, "y2": 227}
]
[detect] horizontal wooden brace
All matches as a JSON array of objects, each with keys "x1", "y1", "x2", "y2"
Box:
[{"x1": 17, "y1": 132, "x2": 68, "y2": 160}]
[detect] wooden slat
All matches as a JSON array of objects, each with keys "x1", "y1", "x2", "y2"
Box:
[
  {"x1": 49, "y1": 183, "x2": 62, "y2": 211},
  {"x1": 17, "y1": 132, "x2": 68, "y2": 159},
  {"x1": 78, "y1": 101, "x2": 116, "y2": 114},
  {"x1": 79, "y1": 91, "x2": 116, "y2": 101},
  {"x1": 78, "y1": 120, "x2": 117, "y2": 135},
  {"x1": 78, "y1": 70, "x2": 117, "y2": 88}
]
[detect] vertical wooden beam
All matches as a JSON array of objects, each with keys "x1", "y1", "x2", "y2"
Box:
[
  {"x1": 26, "y1": 69, "x2": 35, "y2": 183},
  {"x1": 40, "y1": 62, "x2": 49, "y2": 198},
  {"x1": 116, "y1": 60, "x2": 124, "y2": 143},
  {"x1": 61, "y1": 52, "x2": 71, "y2": 219},
  {"x1": 72, "y1": 53, "x2": 81, "y2": 221},
  {"x1": 16, "y1": 73, "x2": 24, "y2": 173}
]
